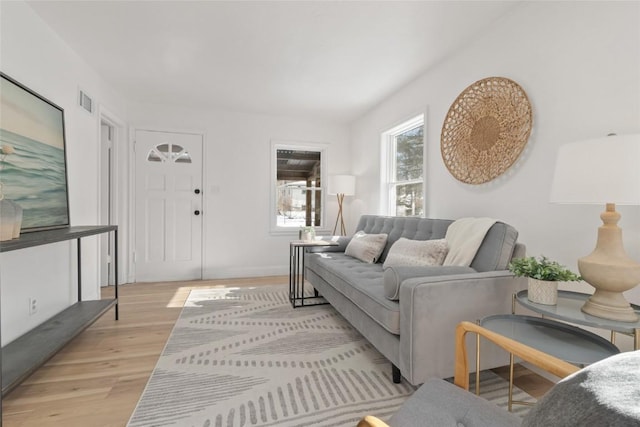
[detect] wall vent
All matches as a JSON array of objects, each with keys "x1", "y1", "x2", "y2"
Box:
[{"x1": 78, "y1": 88, "x2": 94, "y2": 114}]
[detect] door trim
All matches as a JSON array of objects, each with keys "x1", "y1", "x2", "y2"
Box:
[{"x1": 98, "y1": 106, "x2": 126, "y2": 286}]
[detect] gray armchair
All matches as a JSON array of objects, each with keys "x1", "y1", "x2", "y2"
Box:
[{"x1": 359, "y1": 322, "x2": 640, "y2": 427}]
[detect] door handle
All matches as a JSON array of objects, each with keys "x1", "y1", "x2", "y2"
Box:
[
  {"x1": 194, "y1": 189, "x2": 201, "y2": 194},
  {"x1": 194, "y1": 210, "x2": 201, "y2": 216}
]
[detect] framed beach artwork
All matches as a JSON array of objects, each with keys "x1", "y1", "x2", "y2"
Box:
[{"x1": 0, "y1": 72, "x2": 70, "y2": 232}]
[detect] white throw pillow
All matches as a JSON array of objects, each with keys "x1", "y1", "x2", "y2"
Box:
[
  {"x1": 383, "y1": 238, "x2": 449, "y2": 269},
  {"x1": 345, "y1": 231, "x2": 388, "y2": 263}
]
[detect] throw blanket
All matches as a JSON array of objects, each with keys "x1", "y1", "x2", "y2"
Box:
[
  {"x1": 443, "y1": 217, "x2": 497, "y2": 266},
  {"x1": 522, "y1": 350, "x2": 640, "y2": 426}
]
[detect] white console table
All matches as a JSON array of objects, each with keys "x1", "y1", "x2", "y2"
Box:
[{"x1": 0, "y1": 225, "x2": 119, "y2": 401}]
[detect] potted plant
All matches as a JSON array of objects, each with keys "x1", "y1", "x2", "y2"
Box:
[
  {"x1": 508, "y1": 256, "x2": 581, "y2": 305},
  {"x1": 299, "y1": 226, "x2": 315, "y2": 242}
]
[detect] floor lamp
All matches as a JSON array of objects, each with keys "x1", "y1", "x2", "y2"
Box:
[
  {"x1": 328, "y1": 175, "x2": 355, "y2": 236},
  {"x1": 550, "y1": 134, "x2": 640, "y2": 322}
]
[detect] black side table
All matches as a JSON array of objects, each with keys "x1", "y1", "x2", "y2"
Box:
[{"x1": 289, "y1": 240, "x2": 338, "y2": 308}]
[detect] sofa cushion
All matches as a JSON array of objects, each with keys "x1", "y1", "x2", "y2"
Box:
[
  {"x1": 469, "y1": 222, "x2": 519, "y2": 272},
  {"x1": 354, "y1": 215, "x2": 519, "y2": 271},
  {"x1": 383, "y1": 238, "x2": 449, "y2": 269},
  {"x1": 305, "y1": 252, "x2": 401, "y2": 334},
  {"x1": 383, "y1": 265, "x2": 477, "y2": 300},
  {"x1": 345, "y1": 231, "x2": 388, "y2": 263},
  {"x1": 355, "y1": 216, "x2": 452, "y2": 263}
]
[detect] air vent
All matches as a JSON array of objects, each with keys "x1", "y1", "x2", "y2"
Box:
[{"x1": 78, "y1": 88, "x2": 94, "y2": 114}]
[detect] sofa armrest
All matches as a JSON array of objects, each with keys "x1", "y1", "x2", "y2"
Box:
[
  {"x1": 397, "y1": 272, "x2": 527, "y2": 384},
  {"x1": 305, "y1": 235, "x2": 351, "y2": 253}
]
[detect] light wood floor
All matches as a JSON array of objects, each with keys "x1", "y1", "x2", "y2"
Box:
[{"x1": 2, "y1": 277, "x2": 553, "y2": 426}]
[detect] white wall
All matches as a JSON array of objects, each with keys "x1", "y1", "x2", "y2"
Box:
[
  {"x1": 0, "y1": 1, "x2": 128, "y2": 344},
  {"x1": 350, "y1": 2, "x2": 640, "y2": 343},
  {"x1": 128, "y1": 103, "x2": 350, "y2": 279}
]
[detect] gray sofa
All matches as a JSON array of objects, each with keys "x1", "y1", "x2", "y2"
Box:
[{"x1": 305, "y1": 215, "x2": 526, "y2": 385}]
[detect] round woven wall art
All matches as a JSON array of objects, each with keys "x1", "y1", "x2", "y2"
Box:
[{"x1": 441, "y1": 77, "x2": 532, "y2": 184}]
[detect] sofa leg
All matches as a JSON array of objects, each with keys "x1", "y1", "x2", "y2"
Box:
[{"x1": 392, "y1": 364, "x2": 401, "y2": 383}]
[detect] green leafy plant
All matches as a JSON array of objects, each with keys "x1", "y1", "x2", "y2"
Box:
[
  {"x1": 299, "y1": 226, "x2": 316, "y2": 241},
  {"x1": 508, "y1": 256, "x2": 581, "y2": 282}
]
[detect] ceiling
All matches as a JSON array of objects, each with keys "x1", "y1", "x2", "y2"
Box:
[{"x1": 26, "y1": 1, "x2": 520, "y2": 123}]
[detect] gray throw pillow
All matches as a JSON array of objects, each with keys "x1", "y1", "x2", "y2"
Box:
[{"x1": 344, "y1": 231, "x2": 388, "y2": 263}]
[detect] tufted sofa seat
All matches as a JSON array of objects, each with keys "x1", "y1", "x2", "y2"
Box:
[
  {"x1": 306, "y1": 253, "x2": 399, "y2": 333},
  {"x1": 305, "y1": 215, "x2": 526, "y2": 385}
]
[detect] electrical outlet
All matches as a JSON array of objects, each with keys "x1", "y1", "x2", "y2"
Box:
[{"x1": 29, "y1": 298, "x2": 38, "y2": 315}]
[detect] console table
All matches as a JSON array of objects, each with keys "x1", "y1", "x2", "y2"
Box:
[
  {"x1": 515, "y1": 290, "x2": 640, "y2": 350},
  {"x1": 0, "y1": 225, "x2": 119, "y2": 398}
]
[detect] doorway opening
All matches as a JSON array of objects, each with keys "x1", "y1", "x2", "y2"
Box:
[{"x1": 99, "y1": 119, "x2": 117, "y2": 287}]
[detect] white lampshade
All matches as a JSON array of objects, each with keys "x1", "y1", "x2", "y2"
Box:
[
  {"x1": 550, "y1": 134, "x2": 640, "y2": 205},
  {"x1": 328, "y1": 175, "x2": 356, "y2": 196},
  {"x1": 549, "y1": 133, "x2": 640, "y2": 322}
]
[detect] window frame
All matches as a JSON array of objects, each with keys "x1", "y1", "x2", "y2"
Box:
[
  {"x1": 381, "y1": 114, "x2": 426, "y2": 217},
  {"x1": 270, "y1": 140, "x2": 329, "y2": 235}
]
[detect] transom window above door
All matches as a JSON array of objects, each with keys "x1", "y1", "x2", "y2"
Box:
[{"x1": 147, "y1": 143, "x2": 192, "y2": 163}]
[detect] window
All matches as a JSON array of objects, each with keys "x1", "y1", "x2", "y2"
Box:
[
  {"x1": 146, "y1": 143, "x2": 192, "y2": 163},
  {"x1": 271, "y1": 141, "x2": 327, "y2": 232},
  {"x1": 382, "y1": 115, "x2": 425, "y2": 217}
]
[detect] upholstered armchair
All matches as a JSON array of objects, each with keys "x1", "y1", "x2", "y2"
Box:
[{"x1": 358, "y1": 321, "x2": 640, "y2": 427}]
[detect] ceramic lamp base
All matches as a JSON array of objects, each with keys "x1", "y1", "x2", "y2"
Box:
[
  {"x1": 582, "y1": 290, "x2": 639, "y2": 322},
  {"x1": 578, "y1": 204, "x2": 640, "y2": 323}
]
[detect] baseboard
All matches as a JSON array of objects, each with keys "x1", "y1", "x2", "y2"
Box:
[{"x1": 203, "y1": 265, "x2": 287, "y2": 279}]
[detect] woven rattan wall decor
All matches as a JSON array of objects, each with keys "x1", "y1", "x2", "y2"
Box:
[{"x1": 441, "y1": 77, "x2": 532, "y2": 184}]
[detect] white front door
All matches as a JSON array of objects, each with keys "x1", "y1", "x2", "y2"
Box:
[{"x1": 134, "y1": 130, "x2": 203, "y2": 282}]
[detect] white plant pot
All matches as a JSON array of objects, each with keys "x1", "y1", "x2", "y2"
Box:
[{"x1": 528, "y1": 278, "x2": 558, "y2": 305}]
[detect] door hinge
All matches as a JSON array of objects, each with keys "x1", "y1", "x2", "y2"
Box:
[
  {"x1": 133, "y1": 252, "x2": 137, "y2": 263},
  {"x1": 133, "y1": 140, "x2": 136, "y2": 152}
]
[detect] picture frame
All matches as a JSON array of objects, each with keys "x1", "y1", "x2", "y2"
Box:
[{"x1": 0, "y1": 72, "x2": 70, "y2": 232}]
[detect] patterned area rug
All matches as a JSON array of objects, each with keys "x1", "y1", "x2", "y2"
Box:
[{"x1": 128, "y1": 285, "x2": 534, "y2": 426}]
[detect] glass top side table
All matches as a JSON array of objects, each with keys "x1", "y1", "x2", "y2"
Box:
[
  {"x1": 515, "y1": 290, "x2": 640, "y2": 350},
  {"x1": 479, "y1": 314, "x2": 620, "y2": 411},
  {"x1": 289, "y1": 240, "x2": 339, "y2": 308}
]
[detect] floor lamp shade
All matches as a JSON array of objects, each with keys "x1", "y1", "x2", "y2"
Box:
[
  {"x1": 550, "y1": 134, "x2": 640, "y2": 322},
  {"x1": 328, "y1": 175, "x2": 356, "y2": 196},
  {"x1": 328, "y1": 175, "x2": 355, "y2": 236}
]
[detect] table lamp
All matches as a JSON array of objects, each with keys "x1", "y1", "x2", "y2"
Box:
[
  {"x1": 328, "y1": 175, "x2": 355, "y2": 236},
  {"x1": 550, "y1": 133, "x2": 640, "y2": 322}
]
